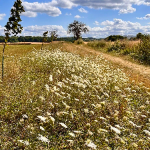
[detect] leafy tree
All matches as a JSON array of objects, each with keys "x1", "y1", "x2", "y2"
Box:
[
  {"x1": 105, "y1": 35, "x2": 126, "y2": 41},
  {"x1": 49, "y1": 30, "x2": 58, "y2": 42},
  {"x1": 68, "y1": 20, "x2": 89, "y2": 40},
  {"x1": 2, "y1": 0, "x2": 25, "y2": 80},
  {"x1": 136, "y1": 33, "x2": 144, "y2": 40},
  {"x1": 41, "y1": 31, "x2": 48, "y2": 50}
]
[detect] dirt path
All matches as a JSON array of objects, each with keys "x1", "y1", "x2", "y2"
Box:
[{"x1": 62, "y1": 42, "x2": 150, "y2": 88}]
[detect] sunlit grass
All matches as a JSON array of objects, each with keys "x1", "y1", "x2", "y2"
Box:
[{"x1": 0, "y1": 44, "x2": 150, "y2": 149}]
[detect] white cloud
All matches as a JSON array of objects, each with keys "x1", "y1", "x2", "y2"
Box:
[
  {"x1": 0, "y1": 14, "x2": 6, "y2": 20},
  {"x1": 137, "y1": 14, "x2": 150, "y2": 20},
  {"x1": 51, "y1": 0, "x2": 77, "y2": 9},
  {"x1": 22, "y1": 25, "x2": 67, "y2": 37},
  {"x1": 94, "y1": 21, "x2": 99, "y2": 26},
  {"x1": 85, "y1": 18, "x2": 150, "y2": 38},
  {"x1": 21, "y1": 11, "x2": 37, "y2": 17},
  {"x1": 21, "y1": 19, "x2": 150, "y2": 38},
  {"x1": 66, "y1": 13, "x2": 72, "y2": 15},
  {"x1": 101, "y1": 20, "x2": 114, "y2": 26},
  {"x1": 74, "y1": 15, "x2": 81, "y2": 18},
  {"x1": 20, "y1": 0, "x2": 150, "y2": 17},
  {"x1": 22, "y1": 1, "x2": 61, "y2": 17},
  {"x1": 0, "y1": 25, "x2": 4, "y2": 35},
  {"x1": 119, "y1": 7, "x2": 136, "y2": 14},
  {"x1": 54, "y1": 0, "x2": 150, "y2": 14},
  {"x1": 78, "y1": 8, "x2": 88, "y2": 13}
]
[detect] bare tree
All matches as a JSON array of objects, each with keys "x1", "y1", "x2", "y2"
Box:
[
  {"x1": 68, "y1": 20, "x2": 89, "y2": 40},
  {"x1": 2, "y1": 0, "x2": 25, "y2": 80}
]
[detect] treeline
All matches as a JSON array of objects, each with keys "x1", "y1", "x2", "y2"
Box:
[
  {"x1": 0, "y1": 36, "x2": 104, "y2": 43},
  {"x1": 0, "y1": 36, "x2": 54, "y2": 43},
  {"x1": 0, "y1": 33, "x2": 145, "y2": 43}
]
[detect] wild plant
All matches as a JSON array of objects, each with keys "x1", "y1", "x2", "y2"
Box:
[{"x1": 1, "y1": 0, "x2": 24, "y2": 81}]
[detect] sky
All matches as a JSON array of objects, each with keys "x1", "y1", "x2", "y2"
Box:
[{"x1": 1, "y1": 0, "x2": 150, "y2": 38}]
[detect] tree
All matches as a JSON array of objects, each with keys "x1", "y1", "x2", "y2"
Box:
[
  {"x1": 136, "y1": 33, "x2": 144, "y2": 40},
  {"x1": 2, "y1": 0, "x2": 25, "y2": 80},
  {"x1": 41, "y1": 31, "x2": 48, "y2": 50},
  {"x1": 68, "y1": 20, "x2": 89, "y2": 40},
  {"x1": 49, "y1": 30, "x2": 58, "y2": 42}
]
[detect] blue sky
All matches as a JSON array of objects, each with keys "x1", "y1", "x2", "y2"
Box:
[{"x1": 1, "y1": 0, "x2": 150, "y2": 38}]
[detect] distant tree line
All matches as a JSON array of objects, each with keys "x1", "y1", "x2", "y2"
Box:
[
  {"x1": 0, "y1": 33, "x2": 146, "y2": 43},
  {"x1": 0, "y1": 36, "x2": 101, "y2": 43},
  {"x1": 0, "y1": 36, "x2": 59, "y2": 43}
]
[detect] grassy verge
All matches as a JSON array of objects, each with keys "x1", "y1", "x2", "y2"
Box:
[{"x1": 0, "y1": 44, "x2": 150, "y2": 149}]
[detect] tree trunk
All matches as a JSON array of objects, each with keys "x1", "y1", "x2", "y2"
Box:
[{"x1": 2, "y1": 42, "x2": 6, "y2": 81}]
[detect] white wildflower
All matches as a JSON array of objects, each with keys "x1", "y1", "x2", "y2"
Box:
[
  {"x1": 84, "y1": 108, "x2": 89, "y2": 113},
  {"x1": 130, "y1": 133, "x2": 137, "y2": 138},
  {"x1": 49, "y1": 102, "x2": 54, "y2": 108},
  {"x1": 37, "y1": 116, "x2": 47, "y2": 122},
  {"x1": 74, "y1": 98, "x2": 79, "y2": 101},
  {"x1": 99, "y1": 117, "x2": 107, "y2": 120},
  {"x1": 40, "y1": 126, "x2": 45, "y2": 131},
  {"x1": 74, "y1": 131, "x2": 82, "y2": 134},
  {"x1": 49, "y1": 116, "x2": 55, "y2": 125},
  {"x1": 18, "y1": 140, "x2": 29, "y2": 146},
  {"x1": 37, "y1": 134, "x2": 50, "y2": 143},
  {"x1": 110, "y1": 126, "x2": 121, "y2": 134},
  {"x1": 22, "y1": 114, "x2": 28, "y2": 119},
  {"x1": 115, "y1": 124, "x2": 123, "y2": 129},
  {"x1": 62, "y1": 101, "x2": 70, "y2": 110},
  {"x1": 49, "y1": 75, "x2": 53, "y2": 81},
  {"x1": 141, "y1": 115, "x2": 147, "y2": 118},
  {"x1": 85, "y1": 139, "x2": 97, "y2": 149},
  {"x1": 70, "y1": 111, "x2": 74, "y2": 119},
  {"x1": 32, "y1": 81, "x2": 36, "y2": 85},
  {"x1": 67, "y1": 140, "x2": 74, "y2": 146},
  {"x1": 146, "y1": 100, "x2": 150, "y2": 105},
  {"x1": 95, "y1": 104, "x2": 101, "y2": 109},
  {"x1": 72, "y1": 109, "x2": 77, "y2": 114},
  {"x1": 57, "y1": 111, "x2": 69, "y2": 116},
  {"x1": 98, "y1": 128, "x2": 108, "y2": 133},
  {"x1": 114, "y1": 86, "x2": 119, "y2": 90},
  {"x1": 39, "y1": 96, "x2": 45, "y2": 101},
  {"x1": 69, "y1": 132, "x2": 75, "y2": 137},
  {"x1": 59, "y1": 122, "x2": 68, "y2": 128},
  {"x1": 45, "y1": 84, "x2": 50, "y2": 92},
  {"x1": 143, "y1": 130, "x2": 150, "y2": 136},
  {"x1": 129, "y1": 121, "x2": 141, "y2": 128},
  {"x1": 90, "y1": 111, "x2": 94, "y2": 115},
  {"x1": 88, "y1": 130, "x2": 93, "y2": 135}
]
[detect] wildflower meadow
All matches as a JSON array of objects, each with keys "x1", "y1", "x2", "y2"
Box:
[{"x1": 0, "y1": 46, "x2": 150, "y2": 149}]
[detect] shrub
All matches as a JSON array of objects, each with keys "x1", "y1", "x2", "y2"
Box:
[
  {"x1": 87, "y1": 40, "x2": 106, "y2": 49},
  {"x1": 74, "y1": 38, "x2": 84, "y2": 44},
  {"x1": 136, "y1": 35, "x2": 150, "y2": 64},
  {"x1": 107, "y1": 41, "x2": 126, "y2": 52}
]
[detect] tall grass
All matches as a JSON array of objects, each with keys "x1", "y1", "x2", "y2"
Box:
[
  {"x1": 0, "y1": 47, "x2": 150, "y2": 149},
  {"x1": 87, "y1": 40, "x2": 107, "y2": 50}
]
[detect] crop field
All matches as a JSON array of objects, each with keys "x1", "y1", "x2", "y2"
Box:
[{"x1": 0, "y1": 43, "x2": 150, "y2": 149}]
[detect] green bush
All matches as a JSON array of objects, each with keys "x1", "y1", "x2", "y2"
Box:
[
  {"x1": 107, "y1": 41, "x2": 126, "y2": 52},
  {"x1": 136, "y1": 35, "x2": 150, "y2": 64},
  {"x1": 87, "y1": 40, "x2": 106, "y2": 48},
  {"x1": 74, "y1": 38, "x2": 84, "y2": 44}
]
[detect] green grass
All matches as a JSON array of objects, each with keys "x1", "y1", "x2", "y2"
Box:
[{"x1": 0, "y1": 44, "x2": 150, "y2": 149}]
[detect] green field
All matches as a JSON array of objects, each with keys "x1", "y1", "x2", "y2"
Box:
[{"x1": 0, "y1": 43, "x2": 150, "y2": 149}]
